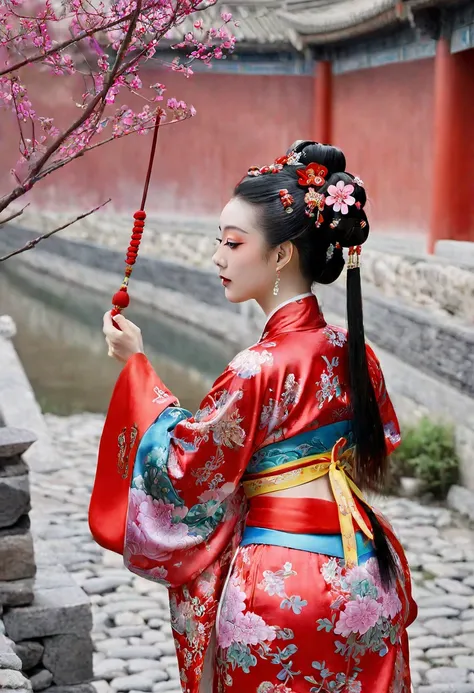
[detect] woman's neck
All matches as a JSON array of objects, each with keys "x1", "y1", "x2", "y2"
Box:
[{"x1": 258, "y1": 282, "x2": 313, "y2": 317}]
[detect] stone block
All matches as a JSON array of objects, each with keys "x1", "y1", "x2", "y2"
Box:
[
  {"x1": 0, "y1": 578, "x2": 34, "y2": 607},
  {"x1": 29, "y1": 668, "x2": 54, "y2": 692},
  {"x1": 0, "y1": 669, "x2": 32, "y2": 689},
  {"x1": 43, "y1": 633, "x2": 93, "y2": 685},
  {"x1": 0, "y1": 429, "x2": 36, "y2": 459},
  {"x1": 13, "y1": 641, "x2": 44, "y2": 671},
  {"x1": 0, "y1": 474, "x2": 30, "y2": 529},
  {"x1": 3, "y1": 586, "x2": 92, "y2": 641},
  {"x1": 0, "y1": 520, "x2": 35, "y2": 582},
  {"x1": 0, "y1": 634, "x2": 22, "y2": 670},
  {"x1": 33, "y1": 564, "x2": 76, "y2": 592},
  {"x1": 48, "y1": 685, "x2": 95, "y2": 693}
]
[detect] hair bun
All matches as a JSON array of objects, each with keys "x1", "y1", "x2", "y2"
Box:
[
  {"x1": 331, "y1": 215, "x2": 369, "y2": 247},
  {"x1": 287, "y1": 141, "x2": 346, "y2": 175}
]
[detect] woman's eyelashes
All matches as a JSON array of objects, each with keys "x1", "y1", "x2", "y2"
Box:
[{"x1": 215, "y1": 238, "x2": 241, "y2": 249}]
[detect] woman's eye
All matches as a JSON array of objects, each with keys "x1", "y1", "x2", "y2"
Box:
[{"x1": 225, "y1": 241, "x2": 240, "y2": 249}]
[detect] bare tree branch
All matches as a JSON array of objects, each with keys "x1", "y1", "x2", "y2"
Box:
[
  {"x1": 0, "y1": 199, "x2": 111, "y2": 262},
  {"x1": 0, "y1": 203, "x2": 30, "y2": 227}
]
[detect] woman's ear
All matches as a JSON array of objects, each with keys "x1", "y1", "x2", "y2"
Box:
[{"x1": 276, "y1": 240, "x2": 294, "y2": 271}]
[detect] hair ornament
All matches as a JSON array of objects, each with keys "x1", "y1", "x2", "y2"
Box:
[
  {"x1": 287, "y1": 150, "x2": 302, "y2": 165},
  {"x1": 354, "y1": 176, "x2": 364, "y2": 186},
  {"x1": 325, "y1": 180, "x2": 355, "y2": 215},
  {"x1": 304, "y1": 188, "x2": 325, "y2": 221},
  {"x1": 347, "y1": 245, "x2": 361, "y2": 270},
  {"x1": 326, "y1": 244, "x2": 335, "y2": 262},
  {"x1": 330, "y1": 218, "x2": 340, "y2": 229},
  {"x1": 360, "y1": 220, "x2": 367, "y2": 229},
  {"x1": 279, "y1": 189, "x2": 294, "y2": 214},
  {"x1": 248, "y1": 166, "x2": 261, "y2": 177},
  {"x1": 297, "y1": 162, "x2": 328, "y2": 188}
]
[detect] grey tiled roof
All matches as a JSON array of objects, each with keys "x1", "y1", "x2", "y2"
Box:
[{"x1": 169, "y1": 0, "x2": 451, "y2": 49}]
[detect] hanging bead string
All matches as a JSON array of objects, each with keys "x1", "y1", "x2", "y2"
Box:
[{"x1": 111, "y1": 108, "x2": 163, "y2": 317}]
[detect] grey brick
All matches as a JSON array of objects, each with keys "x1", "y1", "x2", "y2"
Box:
[
  {"x1": 0, "y1": 578, "x2": 34, "y2": 607},
  {"x1": 0, "y1": 521, "x2": 35, "y2": 581},
  {"x1": 0, "y1": 429, "x2": 36, "y2": 459},
  {"x1": 43, "y1": 634, "x2": 93, "y2": 685},
  {"x1": 3, "y1": 587, "x2": 92, "y2": 640}
]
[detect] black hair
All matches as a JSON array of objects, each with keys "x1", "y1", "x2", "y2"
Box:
[{"x1": 234, "y1": 140, "x2": 398, "y2": 589}]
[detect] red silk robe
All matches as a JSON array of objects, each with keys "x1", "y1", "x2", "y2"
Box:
[{"x1": 89, "y1": 293, "x2": 417, "y2": 693}]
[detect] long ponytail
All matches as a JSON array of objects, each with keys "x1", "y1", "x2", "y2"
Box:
[{"x1": 346, "y1": 263, "x2": 398, "y2": 589}]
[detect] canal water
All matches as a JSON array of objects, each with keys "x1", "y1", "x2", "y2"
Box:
[{"x1": 0, "y1": 263, "x2": 234, "y2": 415}]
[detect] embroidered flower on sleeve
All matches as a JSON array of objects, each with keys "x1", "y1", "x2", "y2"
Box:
[
  {"x1": 325, "y1": 181, "x2": 356, "y2": 215},
  {"x1": 229, "y1": 348, "x2": 274, "y2": 378}
]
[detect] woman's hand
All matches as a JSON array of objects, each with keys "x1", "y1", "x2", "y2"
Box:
[{"x1": 103, "y1": 311, "x2": 144, "y2": 364}]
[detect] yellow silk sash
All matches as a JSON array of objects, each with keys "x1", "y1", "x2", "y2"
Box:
[{"x1": 242, "y1": 437, "x2": 373, "y2": 568}]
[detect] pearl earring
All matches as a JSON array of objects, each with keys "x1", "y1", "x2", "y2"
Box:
[{"x1": 273, "y1": 270, "x2": 281, "y2": 296}]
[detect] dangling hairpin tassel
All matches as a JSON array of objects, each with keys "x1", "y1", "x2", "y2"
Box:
[
  {"x1": 347, "y1": 245, "x2": 361, "y2": 270},
  {"x1": 111, "y1": 109, "x2": 163, "y2": 319},
  {"x1": 304, "y1": 189, "x2": 325, "y2": 222},
  {"x1": 279, "y1": 189, "x2": 294, "y2": 214}
]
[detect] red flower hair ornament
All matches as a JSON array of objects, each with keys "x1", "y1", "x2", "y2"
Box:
[{"x1": 296, "y1": 162, "x2": 328, "y2": 188}]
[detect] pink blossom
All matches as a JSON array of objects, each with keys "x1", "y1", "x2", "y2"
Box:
[
  {"x1": 379, "y1": 589, "x2": 402, "y2": 620},
  {"x1": 125, "y1": 488, "x2": 199, "y2": 561},
  {"x1": 193, "y1": 19, "x2": 203, "y2": 29},
  {"x1": 334, "y1": 595, "x2": 382, "y2": 637},
  {"x1": 325, "y1": 180, "x2": 356, "y2": 214},
  {"x1": 221, "y1": 11, "x2": 232, "y2": 21},
  {"x1": 218, "y1": 575, "x2": 276, "y2": 648},
  {"x1": 233, "y1": 611, "x2": 276, "y2": 646}
]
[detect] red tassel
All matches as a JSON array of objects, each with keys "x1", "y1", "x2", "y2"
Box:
[
  {"x1": 112, "y1": 290, "x2": 130, "y2": 308},
  {"x1": 109, "y1": 109, "x2": 163, "y2": 319}
]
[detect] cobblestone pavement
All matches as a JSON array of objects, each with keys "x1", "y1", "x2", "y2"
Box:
[{"x1": 31, "y1": 414, "x2": 474, "y2": 693}]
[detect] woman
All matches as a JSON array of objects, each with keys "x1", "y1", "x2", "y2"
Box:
[{"x1": 92, "y1": 141, "x2": 417, "y2": 693}]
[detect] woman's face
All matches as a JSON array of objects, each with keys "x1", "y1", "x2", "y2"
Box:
[{"x1": 213, "y1": 197, "x2": 277, "y2": 304}]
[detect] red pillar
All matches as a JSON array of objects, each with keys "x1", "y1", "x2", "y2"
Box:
[
  {"x1": 313, "y1": 61, "x2": 332, "y2": 144},
  {"x1": 429, "y1": 41, "x2": 474, "y2": 252}
]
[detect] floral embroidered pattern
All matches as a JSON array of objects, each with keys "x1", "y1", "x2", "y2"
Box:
[
  {"x1": 183, "y1": 389, "x2": 245, "y2": 450},
  {"x1": 229, "y1": 348, "x2": 274, "y2": 378},
  {"x1": 259, "y1": 374, "x2": 301, "y2": 441},
  {"x1": 384, "y1": 422, "x2": 401, "y2": 447},
  {"x1": 315, "y1": 356, "x2": 341, "y2": 408},
  {"x1": 126, "y1": 490, "x2": 199, "y2": 564},
  {"x1": 323, "y1": 326, "x2": 347, "y2": 348},
  {"x1": 318, "y1": 556, "x2": 402, "y2": 654},
  {"x1": 218, "y1": 574, "x2": 277, "y2": 649}
]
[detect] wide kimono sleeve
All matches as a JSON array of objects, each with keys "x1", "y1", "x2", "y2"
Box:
[
  {"x1": 366, "y1": 343, "x2": 401, "y2": 455},
  {"x1": 89, "y1": 348, "x2": 272, "y2": 589}
]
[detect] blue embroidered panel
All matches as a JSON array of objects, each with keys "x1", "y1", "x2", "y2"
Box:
[{"x1": 246, "y1": 420, "x2": 354, "y2": 475}]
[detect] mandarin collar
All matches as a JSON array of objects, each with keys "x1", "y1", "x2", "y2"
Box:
[{"x1": 260, "y1": 293, "x2": 326, "y2": 341}]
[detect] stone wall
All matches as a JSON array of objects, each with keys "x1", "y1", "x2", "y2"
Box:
[
  {"x1": 2, "y1": 223, "x2": 474, "y2": 490},
  {"x1": 0, "y1": 325, "x2": 94, "y2": 693},
  {"x1": 6, "y1": 210, "x2": 474, "y2": 322}
]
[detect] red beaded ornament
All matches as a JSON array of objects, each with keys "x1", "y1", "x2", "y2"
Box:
[{"x1": 111, "y1": 110, "x2": 163, "y2": 321}]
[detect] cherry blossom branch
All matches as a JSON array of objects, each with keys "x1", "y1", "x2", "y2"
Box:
[
  {"x1": 0, "y1": 14, "x2": 134, "y2": 78},
  {"x1": 0, "y1": 203, "x2": 30, "y2": 227},
  {"x1": 0, "y1": 198, "x2": 111, "y2": 262},
  {"x1": 0, "y1": 1, "x2": 142, "y2": 215}
]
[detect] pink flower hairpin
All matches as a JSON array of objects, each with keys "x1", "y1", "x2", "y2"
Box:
[{"x1": 325, "y1": 181, "x2": 355, "y2": 215}]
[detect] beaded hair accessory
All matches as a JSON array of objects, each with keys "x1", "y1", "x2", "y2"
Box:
[{"x1": 279, "y1": 189, "x2": 294, "y2": 214}]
